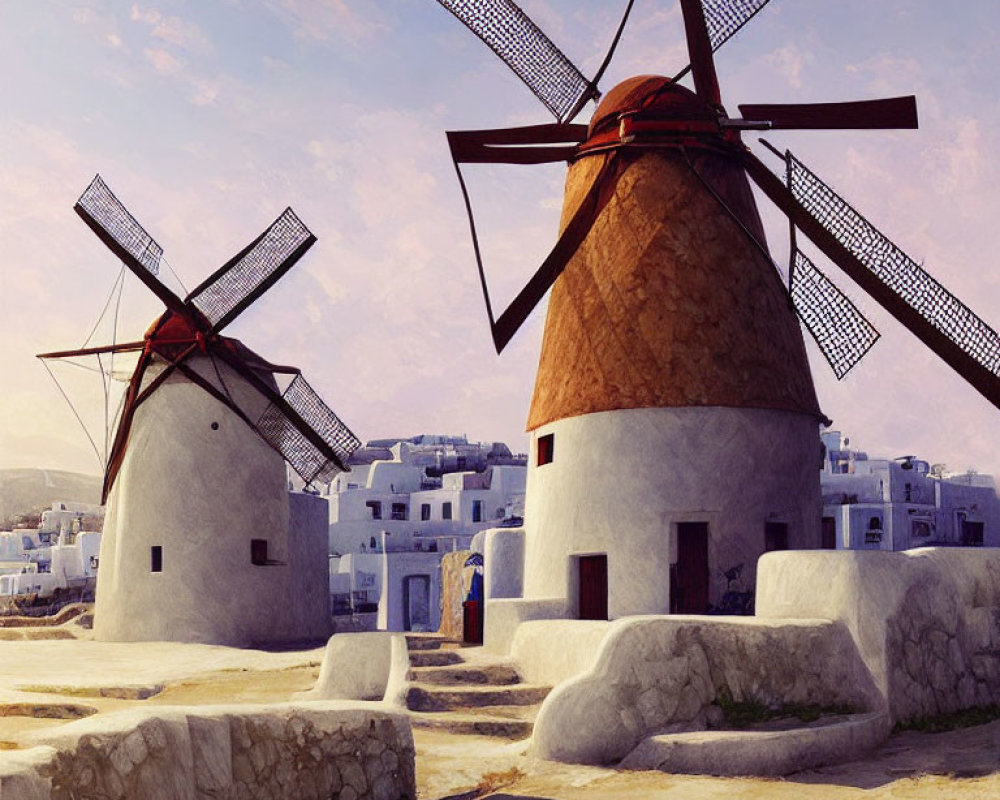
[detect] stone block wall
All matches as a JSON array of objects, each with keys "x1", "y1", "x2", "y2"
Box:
[
  {"x1": 0, "y1": 703, "x2": 415, "y2": 800},
  {"x1": 757, "y1": 548, "x2": 1000, "y2": 724},
  {"x1": 529, "y1": 616, "x2": 882, "y2": 764}
]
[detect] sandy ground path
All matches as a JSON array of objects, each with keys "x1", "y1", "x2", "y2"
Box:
[
  {"x1": 414, "y1": 721, "x2": 1000, "y2": 800},
  {"x1": 0, "y1": 628, "x2": 997, "y2": 799}
]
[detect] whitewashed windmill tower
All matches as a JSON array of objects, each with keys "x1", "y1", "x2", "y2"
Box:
[
  {"x1": 436, "y1": 0, "x2": 1000, "y2": 622},
  {"x1": 40, "y1": 176, "x2": 360, "y2": 645}
]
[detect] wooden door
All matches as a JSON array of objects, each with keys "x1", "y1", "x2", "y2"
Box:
[
  {"x1": 672, "y1": 522, "x2": 709, "y2": 614},
  {"x1": 578, "y1": 555, "x2": 608, "y2": 620}
]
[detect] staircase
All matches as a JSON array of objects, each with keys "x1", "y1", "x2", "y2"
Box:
[{"x1": 404, "y1": 634, "x2": 551, "y2": 739}]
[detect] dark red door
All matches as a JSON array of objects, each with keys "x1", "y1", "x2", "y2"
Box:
[
  {"x1": 672, "y1": 522, "x2": 709, "y2": 614},
  {"x1": 578, "y1": 555, "x2": 608, "y2": 620}
]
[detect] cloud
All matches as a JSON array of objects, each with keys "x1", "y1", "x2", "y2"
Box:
[
  {"x1": 263, "y1": 0, "x2": 389, "y2": 45},
  {"x1": 764, "y1": 43, "x2": 812, "y2": 89},
  {"x1": 143, "y1": 46, "x2": 181, "y2": 74},
  {"x1": 130, "y1": 5, "x2": 210, "y2": 52}
]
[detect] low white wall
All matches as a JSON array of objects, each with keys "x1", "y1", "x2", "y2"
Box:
[
  {"x1": 530, "y1": 615, "x2": 883, "y2": 765},
  {"x1": 483, "y1": 598, "x2": 569, "y2": 655},
  {"x1": 510, "y1": 620, "x2": 610, "y2": 687},
  {"x1": 1, "y1": 702, "x2": 415, "y2": 799},
  {"x1": 756, "y1": 547, "x2": 1000, "y2": 724},
  {"x1": 483, "y1": 527, "x2": 524, "y2": 600},
  {"x1": 301, "y1": 632, "x2": 406, "y2": 702}
]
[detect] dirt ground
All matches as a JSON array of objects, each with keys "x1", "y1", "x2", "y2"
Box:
[
  {"x1": 1, "y1": 626, "x2": 997, "y2": 799},
  {"x1": 412, "y1": 721, "x2": 1000, "y2": 800}
]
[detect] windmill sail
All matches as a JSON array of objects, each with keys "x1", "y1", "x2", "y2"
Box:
[
  {"x1": 790, "y1": 249, "x2": 880, "y2": 379},
  {"x1": 703, "y1": 0, "x2": 772, "y2": 52},
  {"x1": 434, "y1": 0, "x2": 592, "y2": 122},
  {"x1": 186, "y1": 207, "x2": 317, "y2": 333},
  {"x1": 745, "y1": 146, "x2": 1000, "y2": 409},
  {"x1": 785, "y1": 152, "x2": 1000, "y2": 375},
  {"x1": 74, "y1": 175, "x2": 184, "y2": 313},
  {"x1": 255, "y1": 374, "x2": 361, "y2": 485}
]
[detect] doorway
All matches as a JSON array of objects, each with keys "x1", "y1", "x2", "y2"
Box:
[
  {"x1": 402, "y1": 574, "x2": 431, "y2": 631},
  {"x1": 671, "y1": 522, "x2": 709, "y2": 613},
  {"x1": 821, "y1": 516, "x2": 837, "y2": 549},
  {"x1": 578, "y1": 554, "x2": 608, "y2": 620}
]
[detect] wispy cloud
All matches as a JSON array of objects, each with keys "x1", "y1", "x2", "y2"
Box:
[
  {"x1": 263, "y1": 0, "x2": 389, "y2": 45},
  {"x1": 130, "y1": 5, "x2": 211, "y2": 52}
]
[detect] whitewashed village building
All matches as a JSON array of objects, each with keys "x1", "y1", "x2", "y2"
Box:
[
  {"x1": 326, "y1": 435, "x2": 526, "y2": 631},
  {"x1": 820, "y1": 430, "x2": 1000, "y2": 550},
  {"x1": 0, "y1": 501, "x2": 103, "y2": 599}
]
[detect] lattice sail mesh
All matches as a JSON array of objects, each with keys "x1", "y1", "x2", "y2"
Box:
[
  {"x1": 256, "y1": 374, "x2": 361, "y2": 484},
  {"x1": 76, "y1": 175, "x2": 163, "y2": 275},
  {"x1": 188, "y1": 208, "x2": 313, "y2": 327},
  {"x1": 790, "y1": 250, "x2": 880, "y2": 379},
  {"x1": 435, "y1": 0, "x2": 590, "y2": 122},
  {"x1": 787, "y1": 152, "x2": 1000, "y2": 376},
  {"x1": 703, "y1": 0, "x2": 772, "y2": 51}
]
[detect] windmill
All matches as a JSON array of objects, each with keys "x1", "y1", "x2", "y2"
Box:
[
  {"x1": 38, "y1": 175, "x2": 360, "y2": 645},
  {"x1": 433, "y1": 0, "x2": 1000, "y2": 624}
]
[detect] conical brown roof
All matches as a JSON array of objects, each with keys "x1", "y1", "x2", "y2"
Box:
[{"x1": 526, "y1": 146, "x2": 822, "y2": 430}]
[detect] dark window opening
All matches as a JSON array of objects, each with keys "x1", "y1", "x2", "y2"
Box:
[
  {"x1": 904, "y1": 483, "x2": 912, "y2": 502},
  {"x1": 764, "y1": 522, "x2": 789, "y2": 552},
  {"x1": 370, "y1": 535, "x2": 378, "y2": 551},
  {"x1": 150, "y1": 545, "x2": 162, "y2": 573},
  {"x1": 420, "y1": 503, "x2": 431, "y2": 521},
  {"x1": 391, "y1": 502, "x2": 407, "y2": 521},
  {"x1": 442, "y1": 502, "x2": 452, "y2": 521},
  {"x1": 537, "y1": 433, "x2": 554, "y2": 466},
  {"x1": 472, "y1": 500, "x2": 483, "y2": 523},
  {"x1": 251, "y1": 539, "x2": 268, "y2": 566},
  {"x1": 962, "y1": 520, "x2": 984, "y2": 547},
  {"x1": 366, "y1": 500, "x2": 382, "y2": 520}
]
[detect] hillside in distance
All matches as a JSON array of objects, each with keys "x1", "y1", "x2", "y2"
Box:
[{"x1": 0, "y1": 469, "x2": 101, "y2": 527}]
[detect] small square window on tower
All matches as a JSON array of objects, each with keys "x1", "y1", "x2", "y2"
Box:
[
  {"x1": 251, "y1": 539, "x2": 269, "y2": 566},
  {"x1": 150, "y1": 545, "x2": 162, "y2": 573},
  {"x1": 537, "y1": 433, "x2": 554, "y2": 466}
]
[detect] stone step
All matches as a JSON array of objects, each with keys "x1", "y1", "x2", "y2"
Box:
[
  {"x1": 404, "y1": 635, "x2": 443, "y2": 651},
  {"x1": 408, "y1": 711, "x2": 534, "y2": 739},
  {"x1": 405, "y1": 683, "x2": 551, "y2": 712},
  {"x1": 408, "y1": 650, "x2": 464, "y2": 668},
  {"x1": 407, "y1": 664, "x2": 521, "y2": 686}
]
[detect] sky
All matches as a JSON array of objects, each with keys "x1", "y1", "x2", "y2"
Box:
[{"x1": 1, "y1": 0, "x2": 999, "y2": 479}]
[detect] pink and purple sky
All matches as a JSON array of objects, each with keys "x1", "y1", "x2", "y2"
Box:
[{"x1": 1, "y1": 0, "x2": 999, "y2": 477}]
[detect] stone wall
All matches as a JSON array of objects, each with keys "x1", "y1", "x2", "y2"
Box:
[
  {"x1": 0, "y1": 703, "x2": 415, "y2": 800},
  {"x1": 529, "y1": 616, "x2": 882, "y2": 764},
  {"x1": 439, "y1": 550, "x2": 473, "y2": 640},
  {"x1": 756, "y1": 548, "x2": 1000, "y2": 724}
]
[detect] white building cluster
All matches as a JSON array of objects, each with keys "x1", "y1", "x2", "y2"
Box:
[
  {"x1": 0, "y1": 501, "x2": 103, "y2": 599},
  {"x1": 820, "y1": 430, "x2": 1000, "y2": 550},
  {"x1": 326, "y1": 435, "x2": 526, "y2": 630}
]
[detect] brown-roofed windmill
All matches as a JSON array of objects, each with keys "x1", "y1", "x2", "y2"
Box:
[
  {"x1": 37, "y1": 176, "x2": 361, "y2": 644},
  {"x1": 432, "y1": 0, "x2": 1000, "y2": 620}
]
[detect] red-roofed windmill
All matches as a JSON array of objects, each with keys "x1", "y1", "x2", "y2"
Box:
[
  {"x1": 433, "y1": 0, "x2": 1000, "y2": 624},
  {"x1": 38, "y1": 176, "x2": 360, "y2": 644}
]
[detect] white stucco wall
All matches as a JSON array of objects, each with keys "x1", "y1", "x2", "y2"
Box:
[
  {"x1": 94, "y1": 355, "x2": 327, "y2": 646},
  {"x1": 756, "y1": 547, "x2": 1000, "y2": 723},
  {"x1": 377, "y1": 551, "x2": 444, "y2": 632},
  {"x1": 522, "y1": 406, "x2": 823, "y2": 618},
  {"x1": 483, "y1": 527, "x2": 524, "y2": 600}
]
